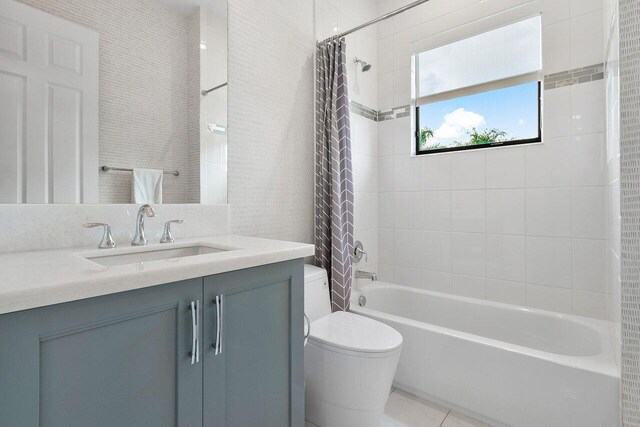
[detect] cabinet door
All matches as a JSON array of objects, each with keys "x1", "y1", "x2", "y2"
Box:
[
  {"x1": 203, "y1": 260, "x2": 304, "y2": 427},
  {"x1": 0, "y1": 278, "x2": 203, "y2": 427}
]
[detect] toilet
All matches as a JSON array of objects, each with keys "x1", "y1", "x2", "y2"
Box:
[{"x1": 304, "y1": 265, "x2": 402, "y2": 427}]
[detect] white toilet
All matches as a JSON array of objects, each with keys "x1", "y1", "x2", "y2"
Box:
[{"x1": 304, "y1": 265, "x2": 402, "y2": 427}]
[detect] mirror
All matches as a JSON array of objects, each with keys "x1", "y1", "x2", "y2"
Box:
[{"x1": 0, "y1": 0, "x2": 227, "y2": 204}]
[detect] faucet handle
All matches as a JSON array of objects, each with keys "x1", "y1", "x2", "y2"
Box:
[
  {"x1": 160, "y1": 219, "x2": 184, "y2": 244},
  {"x1": 353, "y1": 240, "x2": 368, "y2": 263},
  {"x1": 83, "y1": 223, "x2": 116, "y2": 249}
]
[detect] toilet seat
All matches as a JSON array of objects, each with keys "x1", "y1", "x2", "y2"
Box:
[{"x1": 308, "y1": 311, "x2": 402, "y2": 356}]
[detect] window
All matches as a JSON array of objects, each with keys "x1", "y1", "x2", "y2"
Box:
[{"x1": 414, "y1": 16, "x2": 542, "y2": 154}]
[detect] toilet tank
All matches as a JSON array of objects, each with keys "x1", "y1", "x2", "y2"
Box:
[{"x1": 304, "y1": 264, "x2": 331, "y2": 322}]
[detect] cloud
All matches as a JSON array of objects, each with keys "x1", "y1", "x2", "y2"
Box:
[
  {"x1": 518, "y1": 118, "x2": 526, "y2": 126},
  {"x1": 434, "y1": 108, "x2": 485, "y2": 139}
]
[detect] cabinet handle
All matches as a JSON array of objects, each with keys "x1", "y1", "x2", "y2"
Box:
[
  {"x1": 188, "y1": 300, "x2": 200, "y2": 365},
  {"x1": 212, "y1": 295, "x2": 224, "y2": 355},
  {"x1": 219, "y1": 295, "x2": 224, "y2": 355}
]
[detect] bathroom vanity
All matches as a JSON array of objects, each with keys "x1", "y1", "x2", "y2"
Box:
[
  {"x1": 1, "y1": 0, "x2": 310, "y2": 424},
  {"x1": 0, "y1": 236, "x2": 313, "y2": 427}
]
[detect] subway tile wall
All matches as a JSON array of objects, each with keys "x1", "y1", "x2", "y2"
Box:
[
  {"x1": 228, "y1": 0, "x2": 315, "y2": 243},
  {"x1": 366, "y1": 0, "x2": 611, "y2": 320},
  {"x1": 618, "y1": 0, "x2": 640, "y2": 422}
]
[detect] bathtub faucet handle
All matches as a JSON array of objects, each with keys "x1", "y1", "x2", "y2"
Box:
[{"x1": 354, "y1": 240, "x2": 368, "y2": 263}]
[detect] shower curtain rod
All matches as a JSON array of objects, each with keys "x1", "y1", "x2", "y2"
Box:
[
  {"x1": 201, "y1": 82, "x2": 227, "y2": 96},
  {"x1": 319, "y1": 0, "x2": 430, "y2": 43}
]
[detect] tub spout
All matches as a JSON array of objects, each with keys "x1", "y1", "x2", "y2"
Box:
[{"x1": 355, "y1": 270, "x2": 377, "y2": 281}]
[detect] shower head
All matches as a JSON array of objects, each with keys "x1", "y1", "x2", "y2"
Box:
[{"x1": 354, "y1": 57, "x2": 372, "y2": 72}]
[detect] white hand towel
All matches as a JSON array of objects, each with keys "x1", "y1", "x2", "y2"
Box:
[{"x1": 132, "y1": 168, "x2": 163, "y2": 204}]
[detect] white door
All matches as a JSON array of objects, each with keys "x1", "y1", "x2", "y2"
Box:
[{"x1": 0, "y1": 0, "x2": 98, "y2": 203}]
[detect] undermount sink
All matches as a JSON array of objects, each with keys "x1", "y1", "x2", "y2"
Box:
[{"x1": 83, "y1": 245, "x2": 226, "y2": 267}]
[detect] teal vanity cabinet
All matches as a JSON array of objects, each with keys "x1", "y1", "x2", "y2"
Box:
[
  {"x1": 203, "y1": 261, "x2": 304, "y2": 427},
  {"x1": 0, "y1": 260, "x2": 304, "y2": 427}
]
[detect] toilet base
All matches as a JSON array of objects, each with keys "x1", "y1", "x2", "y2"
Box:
[{"x1": 304, "y1": 340, "x2": 401, "y2": 427}]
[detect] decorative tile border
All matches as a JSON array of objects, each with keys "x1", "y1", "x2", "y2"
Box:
[
  {"x1": 349, "y1": 100, "x2": 378, "y2": 121},
  {"x1": 350, "y1": 63, "x2": 605, "y2": 122},
  {"x1": 543, "y1": 63, "x2": 604, "y2": 90},
  {"x1": 350, "y1": 101, "x2": 411, "y2": 122},
  {"x1": 378, "y1": 105, "x2": 411, "y2": 121}
]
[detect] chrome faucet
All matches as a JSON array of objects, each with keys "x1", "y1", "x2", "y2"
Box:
[
  {"x1": 160, "y1": 219, "x2": 184, "y2": 243},
  {"x1": 131, "y1": 204, "x2": 156, "y2": 246},
  {"x1": 355, "y1": 270, "x2": 377, "y2": 281},
  {"x1": 83, "y1": 223, "x2": 116, "y2": 249}
]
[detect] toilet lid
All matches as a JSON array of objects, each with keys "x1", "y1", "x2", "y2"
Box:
[{"x1": 308, "y1": 311, "x2": 402, "y2": 353}]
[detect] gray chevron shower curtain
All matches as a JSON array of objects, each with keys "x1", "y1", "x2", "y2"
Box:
[{"x1": 314, "y1": 38, "x2": 354, "y2": 312}]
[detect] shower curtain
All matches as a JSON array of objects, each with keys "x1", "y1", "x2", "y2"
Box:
[{"x1": 314, "y1": 38, "x2": 354, "y2": 312}]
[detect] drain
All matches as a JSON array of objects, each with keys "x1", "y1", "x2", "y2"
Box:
[{"x1": 358, "y1": 295, "x2": 367, "y2": 307}]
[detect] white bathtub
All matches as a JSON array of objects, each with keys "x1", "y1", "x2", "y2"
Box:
[{"x1": 350, "y1": 282, "x2": 619, "y2": 427}]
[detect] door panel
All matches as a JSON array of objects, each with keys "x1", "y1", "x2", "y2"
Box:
[
  {"x1": 48, "y1": 83, "x2": 82, "y2": 202},
  {"x1": 0, "y1": 278, "x2": 203, "y2": 427},
  {"x1": 203, "y1": 260, "x2": 304, "y2": 427},
  {"x1": 225, "y1": 279, "x2": 290, "y2": 426},
  {"x1": 0, "y1": 0, "x2": 98, "y2": 203},
  {"x1": 0, "y1": 70, "x2": 25, "y2": 202},
  {"x1": 39, "y1": 304, "x2": 178, "y2": 426}
]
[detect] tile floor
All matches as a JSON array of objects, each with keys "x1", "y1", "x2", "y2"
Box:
[
  {"x1": 305, "y1": 388, "x2": 492, "y2": 427},
  {"x1": 382, "y1": 389, "x2": 491, "y2": 427}
]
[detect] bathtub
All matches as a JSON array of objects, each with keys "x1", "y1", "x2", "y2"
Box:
[{"x1": 350, "y1": 282, "x2": 619, "y2": 427}]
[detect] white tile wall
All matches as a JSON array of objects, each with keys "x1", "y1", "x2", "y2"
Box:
[
  {"x1": 572, "y1": 81, "x2": 606, "y2": 135},
  {"x1": 526, "y1": 283, "x2": 572, "y2": 313},
  {"x1": 452, "y1": 273, "x2": 486, "y2": 299},
  {"x1": 374, "y1": 0, "x2": 610, "y2": 319},
  {"x1": 421, "y1": 154, "x2": 452, "y2": 190},
  {"x1": 452, "y1": 191, "x2": 486, "y2": 233},
  {"x1": 422, "y1": 191, "x2": 452, "y2": 231},
  {"x1": 525, "y1": 138, "x2": 572, "y2": 187},
  {"x1": 486, "y1": 148, "x2": 525, "y2": 189},
  {"x1": 570, "y1": 11, "x2": 604, "y2": 69},
  {"x1": 452, "y1": 233, "x2": 486, "y2": 277},
  {"x1": 604, "y1": 0, "x2": 621, "y2": 365},
  {"x1": 486, "y1": 189, "x2": 526, "y2": 235},
  {"x1": 541, "y1": 0, "x2": 570, "y2": 25},
  {"x1": 572, "y1": 239, "x2": 607, "y2": 293},
  {"x1": 526, "y1": 188, "x2": 572, "y2": 238},
  {"x1": 486, "y1": 278, "x2": 526, "y2": 305},
  {"x1": 542, "y1": 20, "x2": 572, "y2": 74},
  {"x1": 572, "y1": 133, "x2": 607, "y2": 186},
  {"x1": 486, "y1": 235, "x2": 526, "y2": 282},
  {"x1": 451, "y1": 152, "x2": 486, "y2": 190},
  {"x1": 394, "y1": 157, "x2": 420, "y2": 191},
  {"x1": 526, "y1": 237, "x2": 572, "y2": 288}
]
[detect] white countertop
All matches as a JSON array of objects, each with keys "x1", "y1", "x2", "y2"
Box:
[{"x1": 0, "y1": 235, "x2": 314, "y2": 315}]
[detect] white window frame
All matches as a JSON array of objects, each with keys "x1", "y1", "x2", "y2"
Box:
[{"x1": 409, "y1": 1, "x2": 543, "y2": 155}]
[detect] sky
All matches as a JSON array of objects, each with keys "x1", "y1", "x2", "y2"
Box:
[{"x1": 418, "y1": 81, "x2": 539, "y2": 147}]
